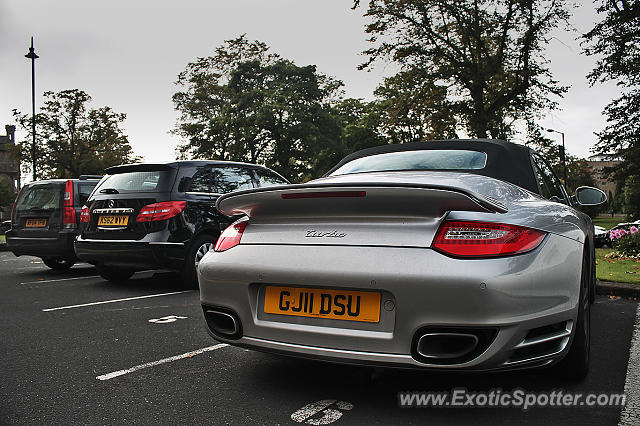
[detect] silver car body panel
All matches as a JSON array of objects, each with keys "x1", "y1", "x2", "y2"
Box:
[{"x1": 199, "y1": 171, "x2": 589, "y2": 370}]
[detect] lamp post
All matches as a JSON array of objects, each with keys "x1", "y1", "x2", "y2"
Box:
[
  {"x1": 546, "y1": 128, "x2": 567, "y2": 185},
  {"x1": 25, "y1": 37, "x2": 39, "y2": 181}
]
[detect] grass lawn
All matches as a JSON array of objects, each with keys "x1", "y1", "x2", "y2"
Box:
[
  {"x1": 596, "y1": 248, "x2": 640, "y2": 284},
  {"x1": 593, "y1": 217, "x2": 627, "y2": 230}
]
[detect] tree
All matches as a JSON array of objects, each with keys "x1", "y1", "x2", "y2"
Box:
[
  {"x1": 173, "y1": 36, "x2": 279, "y2": 163},
  {"x1": 352, "y1": 0, "x2": 570, "y2": 140},
  {"x1": 12, "y1": 89, "x2": 138, "y2": 179},
  {"x1": 302, "y1": 98, "x2": 388, "y2": 178},
  {"x1": 0, "y1": 179, "x2": 13, "y2": 211},
  {"x1": 374, "y1": 69, "x2": 458, "y2": 143},
  {"x1": 622, "y1": 175, "x2": 640, "y2": 220},
  {"x1": 173, "y1": 35, "x2": 344, "y2": 181},
  {"x1": 583, "y1": 1, "x2": 640, "y2": 184}
]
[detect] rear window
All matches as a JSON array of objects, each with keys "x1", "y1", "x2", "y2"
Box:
[
  {"x1": 77, "y1": 182, "x2": 98, "y2": 205},
  {"x1": 177, "y1": 166, "x2": 255, "y2": 194},
  {"x1": 16, "y1": 184, "x2": 62, "y2": 211},
  {"x1": 94, "y1": 170, "x2": 174, "y2": 193},
  {"x1": 213, "y1": 168, "x2": 254, "y2": 193},
  {"x1": 255, "y1": 169, "x2": 288, "y2": 187},
  {"x1": 330, "y1": 150, "x2": 487, "y2": 176}
]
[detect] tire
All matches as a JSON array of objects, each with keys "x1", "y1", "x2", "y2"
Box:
[
  {"x1": 42, "y1": 258, "x2": 75, "y2": 270},
  {"x1": 182, "y1": 233, "x2": 218, "y2": 289},
  {"x1": 589, "y1": 246, "x2": 596, "y2": 305},
  {"x1": 96, "y1": 265, "x2": 135, "y2": 282},
  {"x1": 554, "y1": 249, "x2": 591, "y2": 380}
]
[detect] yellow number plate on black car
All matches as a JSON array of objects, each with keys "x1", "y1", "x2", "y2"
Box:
[
  {"x1": 25, "y1": 218, "x2": 47, "y2": 227},
  {"x1": 264, "y1": 286, "x2": 381, "y2": 322},
  {"x1": 98, "y1": 215, "x2": 129, "y2": 226}
]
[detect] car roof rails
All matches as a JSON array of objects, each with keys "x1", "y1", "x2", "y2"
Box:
[{"x1": 79, "y1": 175, "x2": 103, "y2": 180}]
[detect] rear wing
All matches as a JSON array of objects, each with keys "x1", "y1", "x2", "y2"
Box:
[{"x1": 216, "y1": 183, "x2": 507, "y2": 219}]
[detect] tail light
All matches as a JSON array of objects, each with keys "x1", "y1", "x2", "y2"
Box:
[
  {"x1": 136, "y1": 201, "x2": 187, "y2": 222},
  {"x1": 62, "y1": 180, "x2": 77, "y2": 228},
  {"x1": 282, "y1": 191, "x2": 367, "y2": 199},
  {"x1": 432, "y1": 221, "x2": 546, "y2": 258},
  {"x1": 80, "y1": 205, "x2": 90, "y2": 223},
  {"x1": 214, "y1": 218, "x2": 249, "y2": 252}
]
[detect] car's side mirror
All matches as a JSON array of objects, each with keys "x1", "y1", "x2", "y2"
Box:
[{"x1": 574, "y1": 186, "x2": 607, "y2": 206}]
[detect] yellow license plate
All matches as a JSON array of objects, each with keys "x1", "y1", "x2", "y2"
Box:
[
  {"x1": 98, "y1": 215, "x2": 129, "y2": 226},
  {"x1": 264, "y1": 286, "x2": 381, "y2": 322},
  {"x1": 25, "y1": 218, "x2": 47, "y2": 228}
]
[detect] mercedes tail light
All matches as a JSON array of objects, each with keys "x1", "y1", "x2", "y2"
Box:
[
  {"x1": 62, "y1": 180, "x2": 77, "y2": 228},
  {"x1": 432, "y1": 221, "x2": 546, "y2": 258},
  {"x1": 80, "y1": 205, "x2": 90, "y2": 223},
  {"x1": 136, "y1": 201, "x2": 187, "y2": 222},
  {"x1": 214, "y1": 218, "x2": 249, "y2": 252}
]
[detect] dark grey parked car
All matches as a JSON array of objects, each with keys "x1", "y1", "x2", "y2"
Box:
[{"x1": 6, "y1": 177, "x2": 101, "y2": 269}]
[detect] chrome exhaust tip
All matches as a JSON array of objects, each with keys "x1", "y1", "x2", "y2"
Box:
[
  {"x1": 203, "y1": 307, "x2": 242, "y2": 339},
  {"x1": 416, "y1": 332, "x2": 479, "y2": 360}
]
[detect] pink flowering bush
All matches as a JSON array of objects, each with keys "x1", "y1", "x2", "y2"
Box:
[{"x1": 610, "y1": 226, "x2": 640, "y2": 256}]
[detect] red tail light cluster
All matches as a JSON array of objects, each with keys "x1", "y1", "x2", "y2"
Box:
[
  {"x1": 62, "y1": 180, "x2": 77, "y2": 228},
  {"x1": 80, "y1": 205, "x2": 90, "y2": 223},
  {"x1": 214, "y1": 219, "x2": 249, "y2": 252},
  {"x1": 136, "y1": 201, "x2": 187, "y2": 222},
  {"x1": 432, "y1": 221, "x2": 546, "y2": 258}
]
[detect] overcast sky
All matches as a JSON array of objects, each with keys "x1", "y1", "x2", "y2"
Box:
[{"x1": 0, "y1": 0, "x2": 621, "y2": 178}]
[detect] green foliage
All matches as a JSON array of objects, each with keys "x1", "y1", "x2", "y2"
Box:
[
  {"x1": 353, "y1": 0, "x2": 570, "y2": 139},
  {"x1": 12, "y1": 89, "x2": 139, "y2": 179},
  {"x1": 0, "y1": 179, "x2": 14, "y2": 210},
  {"x1": 173, "y1": 35, "x2": 345, "y2": 181},
  {"x1": 373, "y1": 69, "x2": 458, "y2": 143},
  {"x1": 622, "y1": 175, "x2": 640, "y2": 220},
  {"x1": 583, "y1": 1, "x2": 640, "y2": 184},
  {"x1": 303, "y1": 98, "x2": 386, "y2": 179},
  {"x1": 613, "y1": 233, "x2": 640, "y2": 256},
  {"x1": 609, "y1": 225, "x2": 640, "y2": 256}
]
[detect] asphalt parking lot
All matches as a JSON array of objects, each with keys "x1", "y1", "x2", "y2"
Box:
[{"x1": 1, "y1": 251, "x2": 639, "y2": 425}]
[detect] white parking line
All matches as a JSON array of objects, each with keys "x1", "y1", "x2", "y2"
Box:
[
  {"x1": 42, "y1": 291, "x2": 191, "y2": 312},
  {"x1": 20, "y1": 275, "x2": 101, "y2": 285},
  {"x1": 96, "y1": 344, "x2": 228, "y2": 381},
  {"x1": 620, "y1": 303, "x2": 640, "y2": 425}
]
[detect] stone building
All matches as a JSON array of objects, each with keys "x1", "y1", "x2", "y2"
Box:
[
  {"x1": 587, "y1": 154, "x2": 621, "y2": 200},
  {"x1": 0, "y1": 125, "x2": 20, "y2": 219}
]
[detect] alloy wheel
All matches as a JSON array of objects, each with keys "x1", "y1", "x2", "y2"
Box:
[{"x1": 195, "y1": 242, "x2": 215, "y2": 268}]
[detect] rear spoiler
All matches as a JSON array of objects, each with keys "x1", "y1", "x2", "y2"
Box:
[{"x1": 216, "y1": 183, "x2": 507, "y2": 219}]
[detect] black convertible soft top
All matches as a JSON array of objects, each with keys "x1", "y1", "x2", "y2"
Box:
[{"x1": 325, "y1": 139, "x2": 539, "y2": 194}]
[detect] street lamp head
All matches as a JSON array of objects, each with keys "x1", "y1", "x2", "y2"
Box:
[{"x1": 25, "y1": 36, "x2": 39, "y2": 60}]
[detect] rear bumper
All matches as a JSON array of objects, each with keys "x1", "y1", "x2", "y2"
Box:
[
  {"x1": 198, "y1": 234, "x2": 583, "y2": 371},
  {"x1": 74, "y1": 237, "x2": 186, "y2": 270},
  {"x1": 6, "y1": 230, "x2": 76, "y2": 259}
]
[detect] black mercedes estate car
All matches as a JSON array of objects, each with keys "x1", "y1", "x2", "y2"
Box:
[
  {"x1": 7, "y1": 176, "x2": 101, "y2": 269},
  {"x1": 74, "y1": 161, "x2": 288, "y2": 286}
]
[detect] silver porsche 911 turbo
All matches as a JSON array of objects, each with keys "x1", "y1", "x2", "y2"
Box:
[{"x1": 198, "y1": 139, "x2": 607, "y2": 379}]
